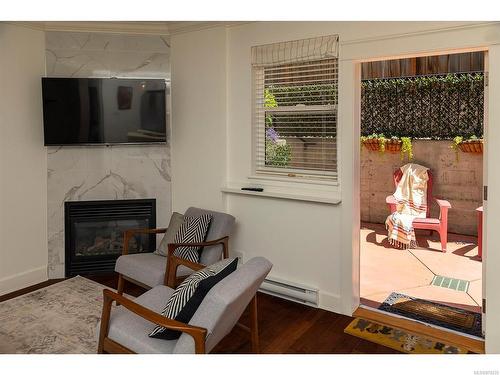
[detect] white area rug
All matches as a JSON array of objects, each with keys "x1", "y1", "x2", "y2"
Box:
[{"x1": 0, "y1": 276, "x2": 118, "y2": 353}]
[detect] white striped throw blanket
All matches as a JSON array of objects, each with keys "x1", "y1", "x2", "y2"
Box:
[{"x1": 385, "y1": 163, "x2": 429, "y2": 249}]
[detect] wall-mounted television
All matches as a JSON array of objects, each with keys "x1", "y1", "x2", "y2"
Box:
[{"x1": 42, "y1": 77, "x2": 167, "y2": 146}]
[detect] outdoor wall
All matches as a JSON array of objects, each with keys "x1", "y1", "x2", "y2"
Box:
[
  {"x1": 0, "y1": 24, "x2": 48, "y2": 294},
  {"x1": 361, "y1": 140, "x2": 483, "y2": 235}
]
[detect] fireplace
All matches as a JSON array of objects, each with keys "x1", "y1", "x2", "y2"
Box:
[{"x1": 64, "y1": 199, "x2": 156, "y2": 276}]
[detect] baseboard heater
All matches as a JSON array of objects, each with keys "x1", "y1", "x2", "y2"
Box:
[{"x1": 259, "y1": 277, "x2": 319, "y2": 307}]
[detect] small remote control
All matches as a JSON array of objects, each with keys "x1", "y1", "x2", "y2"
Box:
[{"x1": 241, "y1": 187, "x2": 264, "y2": 192}]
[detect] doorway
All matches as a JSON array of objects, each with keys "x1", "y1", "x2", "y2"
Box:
[{"x1": 357, "y1": 51, "x2": 486, "y2": 340}]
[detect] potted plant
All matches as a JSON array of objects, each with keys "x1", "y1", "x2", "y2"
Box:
[
  {"x1": 361, "y1": 134, "x2": 413, "y2": 161},
  {"x1": 451, "y1": 135, "x2": 483, "y2": 154}
]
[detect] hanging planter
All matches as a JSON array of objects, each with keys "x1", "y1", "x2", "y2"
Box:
[
  {"x1": 385, "y1": 139, "x2": 402, "y2": 153},
  {"x1": 361, "y1": 134, "x2": 413, "y2": 161},
  {"x1": 458, "y1": 140, "x2": 483, "y2": 154},
  {"x1": 451, "y1": 136, "x2": 483, "y2": 155},
  {"x1": 363, "y1": 138, "x2": 384, "y2": 151}
]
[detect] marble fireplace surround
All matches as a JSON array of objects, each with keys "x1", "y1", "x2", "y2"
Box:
[{"x1": 46, "y1": 31, "x2": 171, "y2": 278}]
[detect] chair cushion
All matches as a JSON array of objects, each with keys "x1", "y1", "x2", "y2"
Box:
[
  {"x1": 115, "y1": 253, "x2": 192, "y2": 288},
  {"x1": 185, "y1": 207, "x2": 236, "y2": 265},
  {"x1": 149, "y1": 258, "x2": 238, "y2": 340},
  {"x1": 154, "y1": 212, "x2": 186, "y2": 256},
  {"x1": 106, "y1": 285, "x2": 178, "y2": 354},
  {"x1": 172, "y1": 214, "x2": 212, "y2": 263}
]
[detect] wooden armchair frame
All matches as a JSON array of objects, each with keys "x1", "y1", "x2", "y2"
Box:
[
  {"x1": 97, "y1": 289, "x2": 208, "y2": 354},
  {"x1": 116, "y1": 226, "x2": 229, "y2": 293}
]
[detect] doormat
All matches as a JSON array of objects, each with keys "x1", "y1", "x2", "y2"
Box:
[
  {"x1": 344, "y1": 318, "x2": 469, "y2": 354},
  {"x1": 378, "y1": 292, "x2": 483, "y2": 338}
]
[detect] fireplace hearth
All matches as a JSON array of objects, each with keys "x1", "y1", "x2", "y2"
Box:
[{"x1": 65, "y1": 199, "x2": 156, "y2": 276}]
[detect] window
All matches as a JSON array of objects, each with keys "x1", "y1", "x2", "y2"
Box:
[{"x1": 252, "y1": 35, "x2": 339, "y2": 183}]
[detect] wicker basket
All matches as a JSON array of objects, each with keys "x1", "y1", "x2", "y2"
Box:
[
  {"x1": 458, "y1": 140, "x2": 483, "y2": 154},
  {"x1": 385, "y1": 139, "x2": 402, "y2": 153},
  {"x1": 362, "y1": 139, "x2": 382, "y2": 151},
  {"x1": 362, "y1": 138, "x2": 402, "y2": 153}
]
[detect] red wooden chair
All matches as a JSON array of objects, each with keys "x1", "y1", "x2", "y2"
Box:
[{"x1": 385, "y1": 167, "x2": 451, "y2": 252}]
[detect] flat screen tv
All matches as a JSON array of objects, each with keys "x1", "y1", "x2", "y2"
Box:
[{"x1": 42, "y1": 77, "x2": 167, "y2": 145}]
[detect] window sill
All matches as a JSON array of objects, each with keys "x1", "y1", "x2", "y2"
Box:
[{"x1": 221, "y1": 186, "x2": 341, "y2": 205}]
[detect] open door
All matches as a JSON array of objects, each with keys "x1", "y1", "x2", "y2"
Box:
[{"x1": 481, "y1": 51, "x2": 489, "y2": 337}]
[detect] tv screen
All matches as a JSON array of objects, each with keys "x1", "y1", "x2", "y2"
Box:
[{"x1": 42, "y1": 78, "x2": 167, "y2": 145}]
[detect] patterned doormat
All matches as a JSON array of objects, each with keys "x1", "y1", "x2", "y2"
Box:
[
  {"x1": 378, "y1": 292, "x2": 483, "y2": 338},
  {"x1": 345, "y1": 318, "x2": 470, "y2": 354}
]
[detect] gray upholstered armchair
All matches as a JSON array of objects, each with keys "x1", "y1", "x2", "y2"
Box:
[
  {"x1": 98, "y1": 257, "x2": 272, "y2": 354},
  {"x1": 115, "y1": 207, "x2": 235, "y2": 293}
]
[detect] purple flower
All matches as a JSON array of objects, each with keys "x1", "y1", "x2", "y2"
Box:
[{"x1": 266, "y1": 127, "x2": 279, "y2": 143}]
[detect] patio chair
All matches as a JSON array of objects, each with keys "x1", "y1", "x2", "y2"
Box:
[
  {"x1": 115, "y1": 207, "x2": 235, "y2": 293},
  {"x1": 97, "y1": 257, "x2": 273, "y2": 354},
  {"x1": 386, "y1": 165, "x2": 451, "y2": 252}
]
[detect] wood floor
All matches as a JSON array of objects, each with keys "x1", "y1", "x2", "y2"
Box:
[{"x1": 1, "y1": 274, "x2": 399, "y2": 354}]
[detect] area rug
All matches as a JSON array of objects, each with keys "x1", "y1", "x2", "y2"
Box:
[
  {"x1": 378, "y1": 292, "x2": 483, "y2": 338},
  {"x1": 344, "y1": 318, "x2": 469, "y2": 354},
  {"x1": 0, "y1": 276, "x2": 122, "y2": 353}
]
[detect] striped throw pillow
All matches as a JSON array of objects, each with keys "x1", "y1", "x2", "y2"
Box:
[
  {"x1": 149, "y1": 257, "x2": 239, "y2": 340},
  {"x1": 172, "y1": 214, "x2": 212, "y2": 263}
]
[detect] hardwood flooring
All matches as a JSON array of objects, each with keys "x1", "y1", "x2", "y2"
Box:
[{"x1": 1, "y1": 274, "x2": 399, "y2": 354}]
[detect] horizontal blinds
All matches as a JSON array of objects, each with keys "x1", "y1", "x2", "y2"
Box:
[
  {"x1": 252, "y1": 35, "x2": 339, "y2": 67},
  {"x1": 253, "y1": 54, "x2": 338, "y2": 181}
]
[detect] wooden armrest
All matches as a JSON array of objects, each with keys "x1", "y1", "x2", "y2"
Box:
[
  {"x1": 99, "y1": 289, "x2": 207, "y2": 354},
  {"x1": 386, "y1": 195, "x2": 397, "y2": 205},
  {"x1": 164, "y1": 236, "x2": 229, "y2": 288},
  {"x1": 122, "y1": 227, "x2": 168, "y2": 255},
  {"x1": 435, "y1": 198, "x2": 451, "y2": 209}
]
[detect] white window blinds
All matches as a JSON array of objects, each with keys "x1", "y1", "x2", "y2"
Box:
[{"x1": 252, "y1": 35, "x2": 339, "y2": 182}]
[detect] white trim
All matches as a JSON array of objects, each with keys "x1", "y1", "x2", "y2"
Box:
[
  {"x1": 221, "y1": 186, "x2": 341, "y2": 205},
  {"x1": 0, "y1": 266, "x2": 48, "y2": 296}
]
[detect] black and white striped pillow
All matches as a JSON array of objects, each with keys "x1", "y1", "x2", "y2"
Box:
[
  {"x1": 172, "y1": 214, "x2": 212, "y2": 263},
  {"x1": 149, "y1": 257, "x2": 238, "y2": 340}
]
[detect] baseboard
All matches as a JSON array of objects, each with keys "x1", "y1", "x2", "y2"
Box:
[
  {"x1": 0, "y1": 266, "x2": 48, "y2": 296},
  {"x1": 318, "y1": 291, "x2": 343, "y2": 314}
]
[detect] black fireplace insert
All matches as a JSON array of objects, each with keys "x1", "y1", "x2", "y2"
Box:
[{"x1": 65, "y1": 199, "x2": 156, "y2": 276}]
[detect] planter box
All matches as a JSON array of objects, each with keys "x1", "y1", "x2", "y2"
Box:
[
  {"x1": 458, "y1": 140, "x2": 483, "y2": 154},
  {"x1": 385, "y1": 139, "x2": 402, "y2": 153},
  {"x1": 362, "y1": 138, "x2": 402, "y2": 153}
]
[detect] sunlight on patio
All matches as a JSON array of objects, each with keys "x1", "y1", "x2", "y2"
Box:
[{"x1": 360, "y1": 222, "x2": 482, "y2": 314}]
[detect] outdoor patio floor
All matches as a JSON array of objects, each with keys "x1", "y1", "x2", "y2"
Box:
[{"x1": 360, "y1": 222, "x2": 482, "y2": 314}]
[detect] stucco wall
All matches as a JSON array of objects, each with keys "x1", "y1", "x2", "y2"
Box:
[{"x1": 360, "y1": 140, "x2": 482, "y2": 235}]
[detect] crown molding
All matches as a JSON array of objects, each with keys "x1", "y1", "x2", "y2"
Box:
[
  {"x1": 9, "y1": 21, "x2": 171, "y2": 35},
  {"x1": 166, "y1": 21, "x2": 252, "y2": 35},
  {"x1": 7, "y1": 21, "x2": 252, "y2": 35}
]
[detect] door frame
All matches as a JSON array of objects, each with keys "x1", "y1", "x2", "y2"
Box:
[{"x1": 339, "y1": 45, "x2": 490, "y2": 315}]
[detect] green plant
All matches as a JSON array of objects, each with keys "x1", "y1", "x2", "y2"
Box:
[
  {"x1": 360, "y1": 133, "x2": 387, "y2": 152},
  {"x1": 400, "y1": 137, "x2": 413, "y2": 161},
  {"x1": 265, "y1": 142, "x2": 292, "y2": 167}
]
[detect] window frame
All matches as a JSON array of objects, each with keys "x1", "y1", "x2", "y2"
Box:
[{"x1": 251, "y1": 58, "x2": 339, "y2": 185}]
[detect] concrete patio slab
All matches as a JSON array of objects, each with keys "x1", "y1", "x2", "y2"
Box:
[
  {"x1": 360, "y1": 226, "x2": 434, "y2": 297},
  {"x1": 360, "y1": 222, "x2": 482, "y2": 315},
  {"x1": 468, "y1": 279, "x2": 482, "y2": 307}
]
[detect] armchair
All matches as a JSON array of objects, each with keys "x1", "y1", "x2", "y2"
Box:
[
  {"x1": 98, "y1": 257, "x2": 273, "y2": 354},
  {"x1": 386, "y1": 167, "x2": 451, "y2": 252},
  {"x1": 115, "y1": 207, "x2": 235, "y2": 294}
]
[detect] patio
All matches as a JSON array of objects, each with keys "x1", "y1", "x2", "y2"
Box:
[{"x1": 360, "y1": 222, "x2": 482, "y2": 314}]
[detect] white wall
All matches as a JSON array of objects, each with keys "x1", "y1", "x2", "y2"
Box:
[
  {"x1": 0, "y1": 24, "x2": 48, "y2": 294},
  {"x1": 172, "y1": 21, "x2": 500, "y2": 352},
  {"x1": 171, "y1": 27, "x2": 228, "y2": 213}
]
